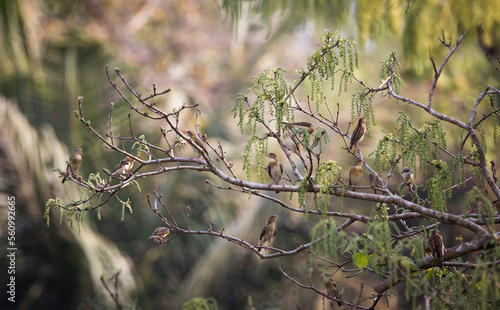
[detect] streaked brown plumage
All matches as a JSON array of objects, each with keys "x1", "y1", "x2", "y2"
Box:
[
  {"x1": 283, "y1": 121, "x2": 315, "y2": 134},
  {"x1": 428, "y1": 230, "x2": 445, "y2": 267},
  {"x1": 183, "y1": 130, "x2": 205, "y2": 156},
  {"x1": 111, "y1": 156, "x2": 135, "y2": 176},
  {"x1": 325, "y1": 276, "x2": 342, "y2": 307},
  {"x1": 349, "y1": 159, "x2": 364, "y2": 189},
  {"x1": 148, "y1": 227, "x2": 170, "y2": 245},
  {"x1": 258, "y1": 215, "x2": 278, "y2": 252},
  {"x1": 62, "y1": 148, "x2": 82, "y2": 183},
  {"x1": 349, "y1": 117, "x2": 366, "y2": 151},
  {"x1": 369, "y1": 173, "x2": 382, "y2": 194},
  {"x1": 266, "y1": 152, "x2": 283, "y2": 193}
]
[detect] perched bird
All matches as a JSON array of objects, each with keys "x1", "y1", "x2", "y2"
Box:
[
  {"x1": 62, "y1": 148, "x2": 83, "y2": 183},
  {"x1": 401, "y1": 167, "x2": 414, "y2": 185},
  {"x1": 349, "y1": 117, "x2": 366, "y2": 151},
  {"x1": 283, "y1": 130, "x2": 307, "y2": 167},
  {"x1": 283, "y1": 121, "x2": 315, "y2": 134},
  {"x1": 201, "y1": 133, "x2": 208, "y2": 142},
  {"x1": 148, "y1": 227, "x2": 170, "y2": 245},
  {"x1": 428, "y1": 230, "x2": 445, "y2": 267},
  {"x1": 349, "y1": 158, "x2": 365, "y2": 189},
  {"x1": 258, "y1": 215, "x2": 278, "y2": 252},
  {"x1": 266, "y1": 152, "x2": 283, "y2": 193},
  {"x1": 183, "y1": 130, "x2": 205, "y2": 156},
  {"x1": 369, "y1": 173, "x2": 382, "y2": 194},
  {"x1": 111, "y1": 156, "x2": 135, "y2": 176},
  {"x1": 325, "y1": 276, "x2": 342, "y2": 307}
]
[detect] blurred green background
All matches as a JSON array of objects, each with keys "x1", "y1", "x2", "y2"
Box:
[{"x1": 0, "y1": 0, "x2": 499, "y2": 309}]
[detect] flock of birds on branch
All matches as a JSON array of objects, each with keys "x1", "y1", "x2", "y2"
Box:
[{"x1": 59, "y1": 117, "x2": 446, "y2": 306}]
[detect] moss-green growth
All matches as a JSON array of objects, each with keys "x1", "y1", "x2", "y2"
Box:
[
  {"x1": 132, "y1": 134, "x2": 150, "y2": 157},
  {"x1": 449, "y1": 153, "x2": 466, "y2": 187},
  {"x1": 365, "y1": 204, "x2": 398, "y2": 278},
  {"x1": 306, "y1": 31, "x2": 358, "y2": 108},
  {"x1": 298, "y1": 178, "x2": 310, "y2": 220},
  {"x1": 351, "y1": 91, "x2": 375, "y2": 128},
  {"x1": 466, "y1": 187, "x2": 496, "y2": 231},
  {"x1": 314, "y1": 160, "x2": 343, "y2": 216},
  {"x1": 372, "y1": 132, "x2": 399, "y2": 173},
  {"x1": 242, "y1": 136, "x2": 268, "y2": 183},
  {"x1": 310, "y1": 219, "x2": 347, "y2": 275},
  {"x1": 182, "y1": 297, "x2": 218, "y2": 310},
  {"x1": 120, "y1": 198, "x2": 133, "y2": 221},
  {"x1": 426, "y1": 159, "x2": 452, "y2": 212}
]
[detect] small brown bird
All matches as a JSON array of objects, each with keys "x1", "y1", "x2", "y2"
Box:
[
  {"x1": 148, "y1": 227, "x2": 170, "y2": 245},
  {"x1": 258, "y1": 215, "x2": 278, "y2": 252},
  {"x1": 369, "y1": 173, "x2": 382, "y2": 194},
  {"x1": 349, "y1": 158, "x2": 365, "y2": 189},
  {"x1": 62, "y1": 148, "x2": 82, "y2": 183},
  {"x1": 428, "y1": 230, "x2": 445, "y2": 267},
  {"x1": 111, "y1": 156, "x2": 135, "y2": 176},
  {"x1": 325, "y1": 276, "x2": 342, "y2": 307},
  {"x1": 402, "y1": 167, "x2": 414, "y2": 185},
  {"x1": 283, "y1": 121, "x2": 315, "y2": 134},
  {"x1": 266, "y1": 152, "x2": 283, "y2": 193},
  {"x1": 349, "y1": 117, "x2": 366, "y2": 151},
  {"x1": 183, "y1": 130, "x2": 205, "y2": 156}
]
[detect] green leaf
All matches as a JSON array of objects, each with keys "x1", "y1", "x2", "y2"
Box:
[
  {"x1": 423, "y1": 269, "x2": 434, "y2": 281},
  {"x1": 399, "y1": 256, "x2": 418, "y2": 271},
  {"x1": 353, "y1": 252, "x2": 369, "y2": 269}
]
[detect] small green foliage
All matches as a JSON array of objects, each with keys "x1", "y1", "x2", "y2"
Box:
[
  {"x1": 310, "y1": 219, "x2": 348, "y2": 274},
  {"x1": 449, "y1": 153, "x2": 466, "y2": 187},
  {"x1": 121, "y1": 198, "x2": 133, "y2": 221},
  {"x1": 306, "y1": 30, "x2": 358, "y2": 107},
  {"x1": 353, "y1": 252, "x2": 369, "y2": 269},
  {"x1": 243, "y1": 136, "x2": 268, "y2": 182},
  {"x1": 426, "y1": 159, "x2": 452, "y2": 212},
  {"x1": 351, "y1": 91, "x2": 375, "y2": 127},
  {"x1": 233, "y1": 68, "x2": 292, "y2": 181},
  {"x1": 172, "y1": 107, "x2": 179, "y2": 120},
  {"x1": 182, "y1": 297, "x2": 218, "y2": 310},
  {"x1": 478, "y1": 126, "x2": 487, "y2": 154},
  {"x1": 393, "y1": 114, "x2": 448, "y2": 183},
  {"x1": 365, "y1": 204, "x2": 398, "y2": 277},
  {"x1": 310, "y1": 127, "x2": 330, "y2": 153},
  {"x1": 234, "y1": 67, "x2": 293, "y2": 137},
  {"x1": 372, "y1": 132, "x2": 398, "y2": 173},
  {"x1": 132, "y1": 134, "x2": 150, "y2": 157},
  {"x1": 132, "y1": 179, "x2": 141, "y2": 192},
  {"x1": 233, "y1": 93, "x2": 247, "y2": 134},
  {"x1": 245, "y1": 296, "x2": 255, "y2": 310},
  {"x1": 470, "y1": 152, "x2": 486, "y2": 189},
  {"x1": 466, "y1": 187, "x2": 496, "y2": 231},
  {"x1": 380, "y1": 51, "x2": 403, "y2": 95},
  {"x1": 44, "y1": 197, "x2": 63, "y2": 227},
  {"x1": 298, "y1": 178, "x2": 310, "y2": 220},
  {"x1": 44, "y1": 173, "x2": 106, "y2": 229},
  {"x1": 314, "y1": 160, "x2": 343, "y2": 216}
]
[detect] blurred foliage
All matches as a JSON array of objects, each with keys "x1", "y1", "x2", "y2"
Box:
[
  {"x1": 223, "y1": 0, "x2": 500, "y2": 74},
  {"x1": 182, "y1": 297, "x2": 218, "y2": 310}
]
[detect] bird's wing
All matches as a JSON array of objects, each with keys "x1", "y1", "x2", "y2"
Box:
[
  {"x1": 259, "y1": 225, "x2": 268, "y2": 241},
  {"x1": 266, "y1": 164, "x2": 272, "y2": 179}
]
